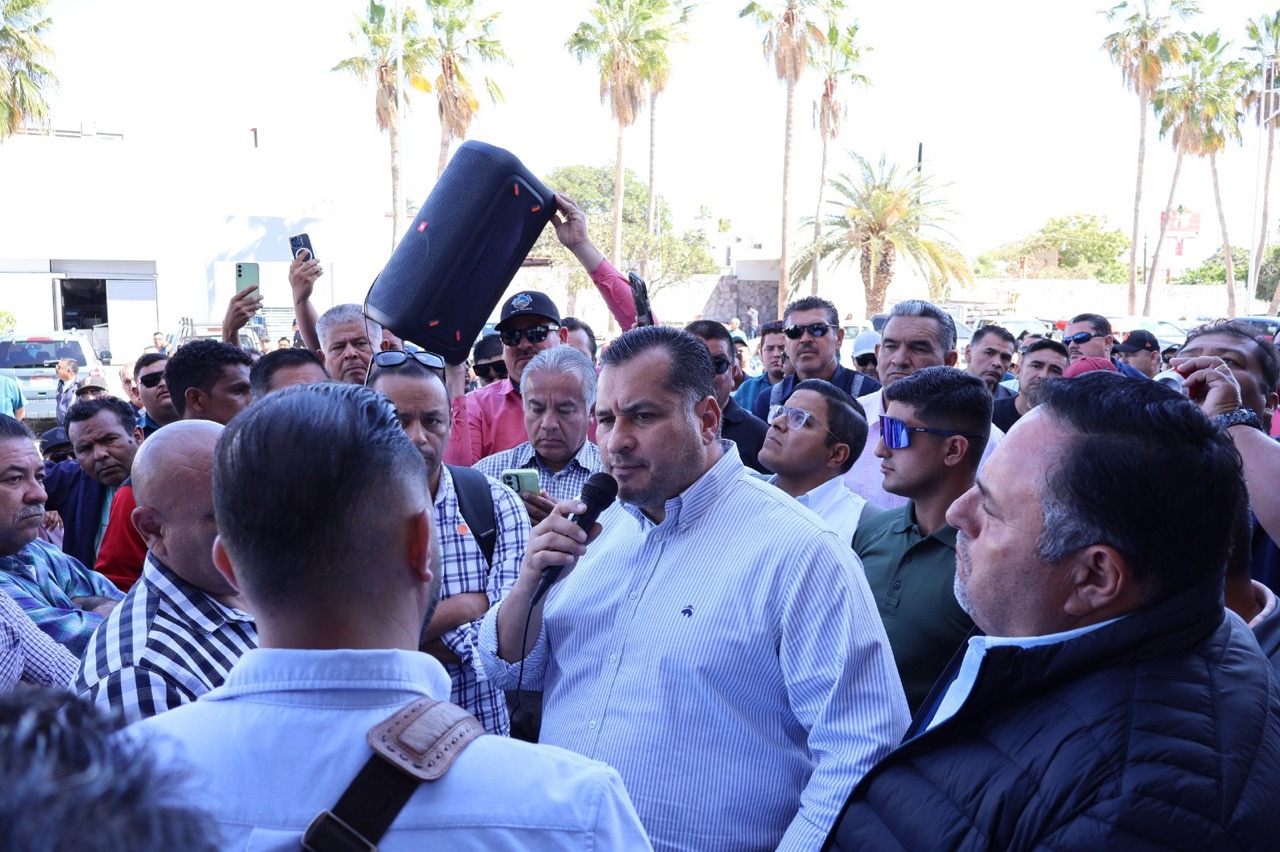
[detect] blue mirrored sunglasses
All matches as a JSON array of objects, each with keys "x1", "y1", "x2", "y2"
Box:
[{"x1": 880, "y1": 415, "x2": 983, "y2": 450}]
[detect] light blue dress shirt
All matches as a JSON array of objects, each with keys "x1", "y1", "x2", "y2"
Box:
[
  {"x1": 132, "y1": 647, "x2": 651, "y2": 850},
  {"x1": 478, "y1": 442, "x2": 910, "y2": 852}
]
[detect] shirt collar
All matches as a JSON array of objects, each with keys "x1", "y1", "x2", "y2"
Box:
[
  {"x1": 888, "y1": 501, "x2": 959, "y2": 548},
  {"x1": 206, "y1": 647, "x2": 453, "y2": 703},
  {"x1": 144, "y1": 555, "x2": 254, "y2": 634},
  {"x1": 798, "y1": 475, "x2": 852, "y2": 511}
]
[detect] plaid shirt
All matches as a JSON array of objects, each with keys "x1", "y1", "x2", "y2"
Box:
[
  {"x1": 0, "y1": 587, "x2": 79, "y2": 690},
  {"x1": 75, "y1": 555, "x2": 257, "y2": 724},
  {"x1": 0, "y1": 538, "x2": 123, "y2": 656},
  {"x1": 474, "y1": 440, "x2": 603, "y2": 503},
  {"x1": 433, "y1": 466, "x2": 527, "y2": 735}
]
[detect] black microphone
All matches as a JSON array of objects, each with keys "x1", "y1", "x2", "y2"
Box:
[{"x1": 529, "y1": 472, "x2": 618, "y2": 606}]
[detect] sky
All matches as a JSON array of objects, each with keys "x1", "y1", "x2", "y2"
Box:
[{"x1": 28, "y1": 0, "x2": 1280, "y2": 272}]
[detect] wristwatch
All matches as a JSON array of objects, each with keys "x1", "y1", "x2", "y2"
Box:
[{"x1": 1211, "y1": 408, "x2": 1262, "y2": 432}]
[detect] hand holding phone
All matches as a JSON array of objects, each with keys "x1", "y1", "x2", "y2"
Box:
[
  {"x1": 501, "y1": 469, "x2": 541, "y2": 496},
  {"x1": 289, "y1": 233, "x2": 317, "y2": 262},
  {"x1": 235, "y1": 262, "x2": 260, "y2": 298}
]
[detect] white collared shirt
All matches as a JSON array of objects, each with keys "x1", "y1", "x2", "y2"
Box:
[{"x1": 766, "y1": 473, "x2": 867, "y2": 545}]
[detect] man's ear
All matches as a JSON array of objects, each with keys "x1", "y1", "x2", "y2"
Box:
[
  {"x1": 826, "y1": 442, "x2": 851, "y2": 472},
  {"x1": 695, "y1": 396, "x2": 721, "y2": 445},
  {"x1": 131, "y1": 506, "x2": 163, "y2": 555},
  {"x1": 1062, "y1": 544, "x2": 1139, "y2": 618},
  {"x1": 211, "y1": 535, "x2": 241, "y2": 594},
  {"x1": 407, "y1": 508, "x2": 434, "y2": 586},
  {"x1": 558, "y1": 326, "x2": 569, "y2": 345},
  {"x1": 133, "y1": 425, "x2": 145, "y2": 445},
  {"x1": 186, "y1": 387, "x2": 205, "y2": 415},
  {"x1": 944, "y1": 350, "x2": 959, "y2": 367}
]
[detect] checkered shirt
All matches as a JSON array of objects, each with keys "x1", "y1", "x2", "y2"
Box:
[
  {"x1": 75, "y1": 555, "x2": 257, "y2": 724},
  {"x1": 0, "y1": 586, "x2": 78, "y2": 690},
  {"x1": 434, "y1": 466, "x2": 528, "y2": 735},
  {"x1": 0, "y1": 538, "x2": 124, "y2": 656},
  {"x1": 474, "y1": 440, "x2": 603, "y2": 503}
]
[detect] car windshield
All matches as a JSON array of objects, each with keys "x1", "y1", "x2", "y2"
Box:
[{"x1": 0, "y1": 339, "x2": 86, "y2": 368}]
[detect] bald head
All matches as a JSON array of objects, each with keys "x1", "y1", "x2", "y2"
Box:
[{"x1": 130, "y1": 421, "x2": 236, "y2": 603}]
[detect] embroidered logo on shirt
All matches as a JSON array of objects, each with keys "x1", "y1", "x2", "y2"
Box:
[{"x1": 680, "y1": 605, "x2": 693, "y2": 618}]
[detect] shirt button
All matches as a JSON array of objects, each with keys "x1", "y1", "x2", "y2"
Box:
[
  {"x1": 588, "y1": 719, "x2": 597, "y2": 729},
  {"x1": 891, "y1": 580, "x2": 902, "y2": 590},
  {"x1": 629, "y1": 592, "x2": 638, "y2": 601},
  {"x1": 609, "y1": 654, "x2": 618, "y2": 663}
]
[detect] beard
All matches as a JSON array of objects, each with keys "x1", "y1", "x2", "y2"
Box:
[{"x1": 953, "y1": 530, "x2": 975, "y2": 619}]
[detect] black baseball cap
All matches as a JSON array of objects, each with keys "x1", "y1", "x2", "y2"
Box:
[
  {"x1": 1114, "y1": 329, "x2": 1160, "y2": 353},
  {"x1": 40, "y1": 427, "x2": 71, "y2": 456},
  {"x1": 495, "y1": 291, "x2": 560, "y2": 332}
]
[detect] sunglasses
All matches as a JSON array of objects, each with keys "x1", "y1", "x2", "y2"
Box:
[
  {"x1": 45, "y1": 449, "x2": 73, "y2": 463},
  {"x1": 710, "y1": 356, "x2": 733, "y2": 375},
  {"x1": 138, "y1": 372, "x2": 165, "y2": 389},
  {"x1": 783, "y1": 322, "x2": 837, "y2": 340},
  {"x1": 855, "y1": 354, "x2": 877, "y2": 367},
  {"x1": 769, "y1": 404, "x2": 840, "y2": 441},
  {"x1": 364, "y1": 349, "x2": 447, "y2": 386},
  {"x1": 880, "y1": 415, "x2": 984, "y2": 450},
  {"x1": 500, "y1": 324, "x2": 557, "y2": 347},
  {"x1": 1061, "y1": 332, "x2": 1098, "y2": 346},
  {"x1": 473, "y1": 360, "x2": 508, "y2": 380}
]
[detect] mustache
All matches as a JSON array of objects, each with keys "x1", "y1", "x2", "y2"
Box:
[{"x1": 15, "y1": 505, "x2": 45, "y2": 522}]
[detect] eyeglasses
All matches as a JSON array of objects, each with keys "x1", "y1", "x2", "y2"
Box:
[
  {"x1": 364, "y1": 349, "x2": 447, "y2": 386},
  {"x1": 783, "y1": 322, "x2": 837, "y2": 340},
  {"x1": 880, "y1": 415, "x2": 984, "y2": 450},
  {"x1": 499, "y1": 324, "x2": 557, "y2": 347},
  {"x1": 473, "y1": 360, "x2": 508, "y2": 380},
  {"x1": 138, "y1": 372, "x2": 165, "y2": 389},
  {"x1": 710, "y1": 356, "x2": 733, "y2": 375},
  {"x1": 855, "y1": 354, "x2": 877, "y2": 367},
  {"x1": 1061, "y1": 332, "x2": 1098, "y2": 347},
  {"x1": 768, "y1": 404, "x2": 840, "y2": 441},
  {"x1": 45, "y1": 449, "x2": 73, "y2": 463}
]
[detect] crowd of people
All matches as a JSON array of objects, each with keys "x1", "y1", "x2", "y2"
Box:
[{"x1": 1, "y1": 193, "x2": 1279, "y2": 849}]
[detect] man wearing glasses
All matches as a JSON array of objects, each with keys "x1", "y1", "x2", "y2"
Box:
[
  {"x1": 854, "y1": 367, "x2": 988, "y2": 712},
  {"x1": 686, "y1": 321, "x2": 769, "y2": 472},
  {"x1": 1060, "y1": 313, "x2": 1146, "y2": 379},
  {"x1": 470, "y1": 332, "x2": 506, "y2": 388},
  {"x1": 130, "y1": 354, "x2": 178, "y2": 438},
  {"x1": 750, "y1": 296, "x2": 880, "y2": 422},
  {"x1": 756, "y1": 380, "x2": 879, "y2": 544}
]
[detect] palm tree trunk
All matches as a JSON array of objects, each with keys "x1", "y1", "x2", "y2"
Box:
[
  {"x1": 1127, "y1": 95, "x2": 1149, "y2": 314},
  {"x1": 779, "y1": 76, "x2": 795, "y2": 315},
  {"x1": 565, "y1": 287, "x2": 579, "y2": 317},
  {"x1": 611, "y1": 123, "x2": 625, "y2": 270},
  {"x1": 390, "y1": 119, "x2": 402, "y2": 251},
  {"x1": 1211, "y1": 151, "x2": 1238, "y2": 316},
  {"x1": 438, "y1": 120, "x2": 451, "y2": 178},
  {"x1": 642, "y1": 89, "x2": 658, "y2": 282},
  {"x1": 811, "y1": 131, "x2": 829, "y2": 296},
  {"x1": 1143, "y1": 150, "x2": 1184, "y2": 315},
  {"x1": 1256, "y1": 122, "x2": 1275, "y2": 302}
]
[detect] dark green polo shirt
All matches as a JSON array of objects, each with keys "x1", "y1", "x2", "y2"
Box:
[{"x1": 853, "y1": 501, "x2": 974, "y2": 712}]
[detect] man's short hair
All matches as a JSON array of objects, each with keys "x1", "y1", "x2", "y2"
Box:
[
  {"x1": 66, "y1": 395, "x2": 136, "y2": 434},
  {"x1": 0, "y1": 414, "x2": 33, "y2": 442},
  {"x1": 0, "y1": 690, "x2": 217, "y2": 851},
  {"x1": 970, "y1": 324, "x2": 1015, "y2": 349},
  {"x1": 600, "y1": 325, "x2": 714, "y2": 411},
  {"x1": 1035, "y1": 372, "x2": 1245, "y2": 604},
  {"x1": 133, "y1": 352, "x2": 168, "y2": 380},
  {"x1": 1068, "y1": 313, "x2": 1112, "y2": 336},
  {"x1": 164, "y1": 340, "x2": 253, "y2": 418},
  {"x1": 759, "y1": 320, "x2": 786, "y2": 342},
  {"x1": 888, "y1": 300, "x2": 958, "y2": 351},
  {"x1": 213, "y1": 384, "x2": 427, "y2": 608},
  {"x1": 684, "y1": 319, "x2": 735, "y2": 348},
  {"x1": 883, "y1": 366, "x2": 992, "y2": 461},
  {"x1": 249, "y1": 348, "x2": 328, "y2": 401},
  {"x1": 472, "y1": 332, "x2": 503, "y2": 362},
  {"x1": 315, "y1": 304, "x2": 381, "y2": 350},
  {"x1": 57, "y1": 358, "x2": 80, "y2": 374},
  {"x1": 560, "y1": 317, "x2": 598, "y2": 360},
  {"x1": 1026, "y1": 338, "x2": 1069, "y2": 360},
  {"x1": 789, "y1": 379, "x2": 868, "y2": 473},
  {"x1": 522, "y1": 345, "x2": 598, "y2": 412},
  {"x1": 1182, "y1": 319, "x2": 1280, "y2": 393},
  {"x1": 783, "y1": 296, "x2": 838, "y2": 326}
]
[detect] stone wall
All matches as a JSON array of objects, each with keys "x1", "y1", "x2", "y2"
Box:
[{"x1": 697, "y1": 277, "x2": 780, "y2": 326}]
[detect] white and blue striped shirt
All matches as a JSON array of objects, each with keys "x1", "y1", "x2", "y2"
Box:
[
  {"x1": 479, "y1": 442, "x2": 909, "y2": 851},
  {"x1": 473, "y1": 439, "x2": 602, "y2": 503}
]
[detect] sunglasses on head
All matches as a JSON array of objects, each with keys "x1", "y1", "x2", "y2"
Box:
[
  {"x1": 880, "y1": 415, "x2": 984, "y2": 450},
  {"x1": 500, "y1": 324, "x2": 557, "y2": 347},
  {"x1": 473, "y1": 360, "x2": 508, "y2": 380},
  {"x1": 138, "y1": 372, "x2": 165, "y2": 389},
  {"x1": 783, "y1": 322, "x2": 837, "y2": 340},
  {"x1": 1062, "y1": 331, "x2": 1098, "y2": 346},
  {"x1": 365, "y1": 349, "x2": 446, "y2": 386}
]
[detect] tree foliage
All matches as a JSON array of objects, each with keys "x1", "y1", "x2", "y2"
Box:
[
  {"x1": 422, "y1": 0, "x2": 507, "y2": 176},
  {"x1": 530, "y1": 164, "x2": 716, "y2": 297},
  {"x1": 0, "y1": 0, "x2": 57, "y2": 140},
  {"x1": 1173, "y1": 245, "x2": 1280, "y2": 303},
  {"x1": 976, "y1": 214, "x2": 1130, "y2": 284}
]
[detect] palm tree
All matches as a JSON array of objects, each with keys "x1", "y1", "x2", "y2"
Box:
[
  {"x1": 1244, "y1": 12, "x2": 1280, "y2": 313},
  {"x1": 808, "y1": 17, "x2": 869, "y2": 295},
  {"x1": 423, "y1": 0, "x2": 507, "y2": 178},
  {"x1": 0, "y1": 0, "x2": 57, "y2": 140},
  {"x1": 568, "y1": 0, "x2": 676, "y2": 274},
  {"x1": 333, "y1": 1, "x2": 433, "y2": 247},
  {"x1": 791, "y1": 153, "x2": 970, "y2": 315},
  {"x1": 1102, "y1": 0, "x2": 1200, "y2": 314},
  {"x1": 740, "y1": 0, "x2": 833, "y2": 314},
  {"x1": 1151, "y1": 31, "x2": 1247, "y2": 315},
  {"x1": 640, "y1": 2, "x2": 693, "y2": 282}
]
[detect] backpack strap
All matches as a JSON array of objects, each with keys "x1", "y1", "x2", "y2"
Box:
[
  {"x1": 302, "y1": 699, "x2": 485, "y2": 852},
  {"x1": 445, "y1": 464, "x2": 496, "y2": 566}
]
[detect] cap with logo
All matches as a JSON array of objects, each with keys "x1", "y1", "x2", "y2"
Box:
[
  {"x1": 494, "y1": 291, "x2": 560, "y2": 333},
  {"x1": 1114, "y1": 329, "x2": 1160, "y2": 353},
  {"x1": 39, "y1": 427, "x2": 71, "y2": 456},
  {"x1": 75, "y1": 377, "x2": 109, "y2": 396}
]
